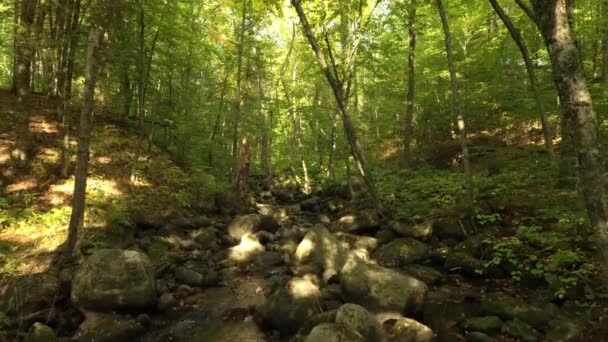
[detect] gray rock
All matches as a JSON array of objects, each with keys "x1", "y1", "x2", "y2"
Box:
[
  {"x1": 257, "y1": 275, "x2": 323, "y2": 334},
  {"x1": 465, "y1": 331, "x2": 493, "y2": 342},
  {"x1": 0, "y1": 273, "x2": 60, "y2": 317},
  {"x1": 300, "y1": 197, "x2": 321, "y2": 211},
  {"x1": 340, "y1": 256, "x2": 427, "y2": 313},
  {"x1": 175, "y1": 266, "x2": 219, "y2": 287},
  {"x1": 501, "y1": 319, "x2": 539, "y2": 342},
  {"x1": 373, "y1": 238, "x2": 430, "y2": 267},
  {"x1": 193, "y1": 229, "x2": 218, "y2": 250},
  {"x1": 301, "y1": 310, "x2": 338, "y2": 334},
  {"x1": 74, "y1": 313, "x2": 145, "y2": 342},
  {"x1": 433, "y1": 218, "x2": 465, "y2": 241},
  {"x1": 335, "y1": 233, "x2": 378, "y2": 259},
  {"x1": 226, "y1": 214, "x2": 279, "y2": 240},
  {"x1": 375, "y1": 229, "x2": 397, "y2": 245},
  {"x1": 305, "y1": 323, "x2": 363, "y2": 342},
  {"x1": 24, "y1": 322, "x2": 57, "y2": 342},
  {"x1": 462, "y1": 316, "x2": 503, "y2": 333},
  {"x1": 292, "y1": 225, "x2": 346, "y2": 282},
  {"x1": 480, "y1": 292, "x2": 526, "y2": 320},
  {"x1": 444, "y1": 251, "x2": 481, "y2": 275},
  {"x1": 389, "y1": 221, "x2": 433, "y2": 240},
  {"x1": 157, "y1": 292, "x2": 177, "y2": 312},
  {"x1": 387, "y1": 317, "x2": 433, "y2": 342},
  {"x1": 71, "y1": 249, "x2": 157, "y2": 311},
  {"x1": 401, "y1": 265, "x2": 445, "y2": 285},
  {"x1": 335, "y1": 303, "x2": 382, "y2": 341},
  {"x1": 334, "y1": 209, "x2": 379, "y2": 234}
]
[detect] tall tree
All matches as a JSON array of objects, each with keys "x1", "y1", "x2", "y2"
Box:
[
  {"x1": 291, "y1": 0, "x2": 382, "y2": 214},
  {"x1": 520, "y1": 0, "x2": 608, "y2": 266},
  {"x1": 11, "y1": 0, "x2": 37, "y2": 164},
  {"x1": 232, "y1": 0, "x2": 248, "y2": 184},
  {"x1": 488, "y1": 0, "x2": 556, "y2": 166},
  {"x1": 435, "y1": 0, "x2": 474, "y2": 215},
  {"x1": 402, "y1": 1, "x2": 416, "y2": 165}
]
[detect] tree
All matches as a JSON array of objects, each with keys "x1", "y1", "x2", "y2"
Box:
[
  {"x1": 519, "y1": 0, "x2": 608, "y2": 266},
  {"x1": 291, "y1": 0, "x2": 382, "y2": 215},
  {"x1": 11, "y1": 0, "x2": 37, "y2": 164},
  {"x1": 65, "y1": 27, "x2": 103, "y2": 260},
  {"x1": 488, "y1": 0, "x2": 556, "y2": 166},
  {"x1": 402, "y1": 0, "x2": 416, "y2": 165},
  {"x1": 435, "y1": 0, "x2": 474, "y2": 215}
]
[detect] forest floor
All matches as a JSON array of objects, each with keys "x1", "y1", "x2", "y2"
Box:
[{"x1": 1, "y1": 90, "x2": 608, "y2": 341}]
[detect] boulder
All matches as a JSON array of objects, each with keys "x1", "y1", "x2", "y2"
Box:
[
  {"x1": 305, "y1": 323, "x2": 363, "y2": 342},
  {"x1": 340, "y1": 257, "x2": 427, "y2": 313},
  {"x1": 71, "y1": 249, "x2": 157, "y2": 311},
  {"x1": 389, "y1": 221, "x2": 433, "y2": 240},
  {"x1": 335, "y1": 233, "x2": 378, "y2": 260},
  {"x1": 335, "y1": 209, "x2": 379, "y2": 234},
  {"x1": 226, "y1": 214, "x2": 279, "y2": 240},
  {"x1": 24, "y1": 322, "x2": 57, "y2": 342},
  {"x1": 375, "y1": 229, "x2": 397, "y2": 245},
  {"x1": 257, "y1": 275, "x2": 323, "y2": 334},
  {"x1": 175, "y1": 266, "x2": 219, "y2": 287},
  {"x1": 373, "y1": 238, "x2": 430, "y2": 267},
  {"x1": 300, "y1": 197, "x2": 321, "y2": 212},
  {"x1": 462, "y1": 316, "x2": 503, "y2": 333},
  {"x1": 214, "y1": 191, "x2": 246, "y2": 215},
  {"x1": 465, "y1": 332, "x2": 493, "y2": 342},
  {"x1": 228, "y1": 233, "x2": 265, "y2": 264},
  {"x1": 292, "y1": 225, "x2": 346, "y2": 282},
  {"x1": 387, "y1": 317, "x2": 433, "y2": 342},
  {"x1": 432, "y1": 218, "x2": 465, "y2": 241},
  {"x1": 157, "y1": 292, "x2": 177, "y2": 312},
  {"x1": 335, "y1": 303, "x2": 383, "y2": 341},
  {"x1": 74, "y1": 313, "x2": 145, "y2": 342},
  {"x1": 444, "y1": 251, "x2": 481, "y2": 275},
  {"x1": 480, "y1": 292, "x2": 526, "y2": 320},
  {"x1": 193, "y1": 229, "x2": 218, "y2": 250},
  {"x1": 401, "y1": 265, "x2": 445, "y2": 285},
  {"x1": 501, "y1": 319, "x2": 539, "y2": 342},
  {"x1": 0, "y1": 272, "x2": 60, "y2": 317}
]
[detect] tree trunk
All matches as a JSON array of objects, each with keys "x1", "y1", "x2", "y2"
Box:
[
  {"x1": 65, "y1": 28, "x2": 102, "y2": 261},
  {"x1": 530, "y1": 0, "x2": 608, "y2": 267},
  {"x1": 435, "y1": 0, "x2": 474, "y2": 215},
  {"x1": 489, "y1": 0, "x2": 556, "y2": 167},
  {"x1": 209, "y1": 71, "x2": 229, "y2": 166},
  {"x1": 602, "y1": 27, "x2": 608, "y2": 84},
  {"x1": 12, "y1": 0, "x2": 37, "y2": 164},
  {"x1": 291, "y1": 0, "x2": 381, "y2": 214},
  {"x1": 403, "y1": 3, "x2": 416, "y2": 165},
  {"x1": 232, "y1": 0, "x2": 247, "y2": 183},
  {"x1": 238, "y1": 136, "x2": 252, "y2": 201}
]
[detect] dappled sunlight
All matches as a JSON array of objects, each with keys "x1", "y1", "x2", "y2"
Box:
[
  {"x1": 288, "y1": 275, "x2": 321, "y2": 300},
  {"x1": 6, "y1": 178, "x2": 38, "y2": 193},
  {"x1": 228, "y1": 233, "x2": 264, "y2": 263},
  {"x1": 29, "y1": 115, "x2": 59, "y2": 134}
]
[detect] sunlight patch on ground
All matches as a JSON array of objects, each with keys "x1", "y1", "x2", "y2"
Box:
[
  {"x1": 95, "y1": 156, "x2": 112, "y2": 164},
  {"x1": 6, "y1": 178, "x2": 38, "y2": 193},
  {"x1": 29, "y1": 115, "x2": 59, "y2": 134},
  {"x1": 0, "y1": 144, "x2": 10, "y2": 165}
]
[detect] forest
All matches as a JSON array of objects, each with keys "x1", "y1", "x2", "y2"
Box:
[{"x1": 0, "y1": 0, "x2": 607, "y2": 341}]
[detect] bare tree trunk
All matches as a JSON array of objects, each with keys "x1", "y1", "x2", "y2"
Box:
[
  {"x1": 489, "y1": 0, "x2": 556, "y2": 166},
  {"x1": 526, "y1": 0, "x2": 608, "y2": 267},
  {"x1": 232, "y1": 0, "x2": 247, "y2": 183},
  {"x1": 12, "y1": 0, "x2": 37, "y2": 165},
  {"x1": 327, "y1": 110, "x2": 338, "y2": 179},
  {"x1": 238, "y1": 137, "x2": 252, "y2": 201},
  {"x1": 209, "y1": 71, "x2": 229, "y2": 166},
  {"x1": 602, "y1": 27, "x2": 608, "y2": 84},
  {"x1": 435, "y1": 0, "x2": 474, "y2": 215},
  {"x1": 291, "y1": 0, "x2": 382, "y2": 214},
  {"x1": 281, "y1": 22, "x2": 311, "y2": 194},
  {"x1": 65, "y1": 28, "x2": 102, "y2": 261},
  {"x1": 403, "y1": 3, "x2": 416, "y2": 165}
]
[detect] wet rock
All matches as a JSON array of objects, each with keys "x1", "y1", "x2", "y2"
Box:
[
  {"x1": 373, "y1": 238, "x2": 430, "y2": 267},
  {"x1": 227, "y1": 214, "x2": 280, "y2": 241},
  {"x1": 24, "y1": 322, "x2": 57, "y2": 342},
  {"x1": 0, "y1": 272, "x2": 60, "y2": 318},
  {"x1": 305, "y1": 323, "x2": 363, "y2": 342},
  {"x1": 340, "y1": 256, "x2": 427, "y2": 313},
  {"x1": 72, "y1": 249, "x2": 157, "y2": 311},
  {"x1": 389, "y1": 221, "x2": 433, "y2": 240},
  {"x1": 74, "y1": 313, "x2": 145, "y2": 342},
  {"x1": 501, "y1": 319, "x2": 539, "y2": 342},
  {"x1": 401, "y1": 265, "x2": 444, "y2": 285},
  {"x1": 257, "y1": 275, "x2": 323, "y2": 334},
  {"x1": 462, "y1": 316, "x2": 503, "y2": 333},
  {"x1": 335, "y1": 209, "x2": 379, "y2": 234},
  {"x1": 465, "y1": 331, "x2": 492, "y2": 342},
  {"x1": 387, "y1": 317, "x2": 433, "y2": 342},
  {"x1": 444, "y1": 251, "x2": 481, "y2": 275},
  {"x1": 335, "y1": 303, "x2": 383, "y2": 341},
  {"x1": 193, "y1": 229, "x2": 218, "y2": 250},
  {"x1": 175, "y1": 266, "x2": 219, "y2": 287},
  {"x1": 292, "y1": 225, "x2": 346, "y2": 282},
  {"x1": 157, "y1": 292, "x2": 177, "y2": 312}
]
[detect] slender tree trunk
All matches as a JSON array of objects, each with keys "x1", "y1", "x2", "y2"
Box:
[
  {"x1": 281, "y1": 22, "x2": 311, "y2": 194},
  {"x1": 489, "y1": 0, "x2": 556, "y2": 166},
  {"x1": 209, "y1": 71, "x2": 229, "y2": 166},
  {"x1": 232, "y1": 0, "x2": 247, "y2": 183},
  {"x1": 403, "y1": 3, "x2": 416, "y2": 165},
  {"x1": 12, "y1": 0, "x2": 37, "y2": 165},
  {"x1": 435, "y1": 0, "x2": 474, "y2": 214},
  {"x1": 291, "y1": 0, "x2": 381, "y2": 214},
  {"x1": 65, "y1": 28, "x2": 102, "y2": 261},
  {"x1": 602, "y1": 27, "x2": 608, "y2": 84},
  {"x1": 528, "y1": 0, "x2": 608, "y2": 267},
  {"x1": 328, "y1": 110, "x2": 338, "y2": 179}
]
